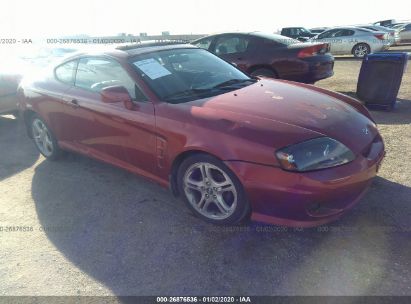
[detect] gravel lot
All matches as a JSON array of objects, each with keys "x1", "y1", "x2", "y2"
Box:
[{"x1": 0, "y1": 51, "x2": 410, "y2": 297}]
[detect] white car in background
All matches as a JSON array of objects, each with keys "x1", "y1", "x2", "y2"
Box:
[
  {"x1": 0, "y1": 47, "x2": 77, "y2": 118},
  {"x1": 397, "y1": 23, "x2": 411, "y2": 43},
  {"x1": 310, "y1": 27, "x2": 391, "y2": 58},
  {"x1": 358, "y1": 25, "x2": 400, "y2": 46}
]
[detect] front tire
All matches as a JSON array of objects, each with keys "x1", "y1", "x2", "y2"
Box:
[
  {"x1": 30, "y1": 114, "x2": 62, "y2": 160},
  {"x1": 177, "y1": 154, "x2": 250, "y2": 225},
  {"x1": 352, "y1": 43, "x2": 370, "y2": 58}
]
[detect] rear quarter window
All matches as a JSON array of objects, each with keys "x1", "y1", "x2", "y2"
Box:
[{"x1": 55, "y1": 60, "x2": 77, "y2": 84}]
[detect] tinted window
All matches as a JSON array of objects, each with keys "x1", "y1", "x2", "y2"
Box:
[
  {"x1": 318, "y1": 30, "x2": 338, "y2": 39},
  {"x1": 55, "y1": 60, "x2": 77, "y2": 84},
  {"x1": 289, "y1": 28, "x2": 299, "y2": 35},
  {"x1": 334, "y1": 29, "x2": 355, "y2": 37},
  {"x1": 193, "y1": 37, "x2": 213, "y2": 50},
  {"x1": 300, "y1": 28, "x2": 312, "y2": 35},
  {"x1": 75, "y1": 58, "x2": 146, "y2": 101},
  {"x1": 215, "y1": 36, "x2": 250, "y2": 55}
]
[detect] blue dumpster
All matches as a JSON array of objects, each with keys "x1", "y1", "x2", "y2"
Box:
[{"x1": 357, "y1": 52, "x2": 409, "y2": 111}]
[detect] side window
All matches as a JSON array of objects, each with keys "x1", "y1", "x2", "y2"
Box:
[
  {"x1": 293, "y1": 28, "x2": 301, "y2": 35},
  {"x1": 75, "y1": 58, "x2": 146, "y2": 101},
  {"x1": 55, "y1": 60, "x2": 77, "y2": 84},
  {"x1": 193, "y1": 37, "x2": 213, "y2": 50},
  {"x1": 405, "y1": 24, "x2": 411, "y2": 30},
  {"x1": 334, "y1": 30, "x2": 354, "y2": 37},
  {"x1": 318, "y1": 30, "x2": 335, "y2": 39},
  {"x1": 215, "y1": 36, "x2": 250, "y2": 55}
]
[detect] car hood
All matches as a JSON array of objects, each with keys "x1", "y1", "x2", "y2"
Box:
[{"x1": 188, "y1": 79, "x2": 378, "y2": 153}]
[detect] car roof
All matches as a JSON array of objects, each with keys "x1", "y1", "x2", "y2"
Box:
[
  {"x1": 326, "y1": 26, "x2": 366, "y2": 30},
  {"x1": 60, "y1": 41, "x2": 197, "y2": 62},
  {"x1": 358, "y1": 25, "x2": 388, "y2": 30},
  {"x1": 200, "y1": 32, "x2": 257, "y2": 36},
  {"x1": 323, "y1": 27, "x2": 376, "y2": 33},
  {"x1": 193, "y1": 31, "x2": 291, "y2": 40}
]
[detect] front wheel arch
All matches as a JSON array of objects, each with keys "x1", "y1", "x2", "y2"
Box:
[
  {"x1": 170, "y1": 150, "x2": 217, "y2": 197},
  {"x1": 175, "y1": 152, "x2": 251, "y2": 224},
  {"x1": 23, "y1": 110, "x2": 37, "y2": 139}
]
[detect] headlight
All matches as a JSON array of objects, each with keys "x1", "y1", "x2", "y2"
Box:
[{"x1": 275, "y1": 137, "x2": 355, "y2": 172}]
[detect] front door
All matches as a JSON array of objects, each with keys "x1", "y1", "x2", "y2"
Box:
[
  {"x1": 212, "y1": 35, "x2": 251, "y2": 72},
  {"x1": 63, "y1": 57, "x2": 157, "y2": 175}
]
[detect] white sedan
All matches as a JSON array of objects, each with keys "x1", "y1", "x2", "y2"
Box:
[{"x1": 310, "y1": 27, "x2": 391, "y2": 58}]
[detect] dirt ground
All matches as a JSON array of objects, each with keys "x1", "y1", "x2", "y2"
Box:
[{"x1": 0, "y1": 52, "x2": 410, "y2": 297}]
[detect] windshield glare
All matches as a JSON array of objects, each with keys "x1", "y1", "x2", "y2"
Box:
[{"x1": 131, "y1": 48, "x2": 251, "y2": 103}]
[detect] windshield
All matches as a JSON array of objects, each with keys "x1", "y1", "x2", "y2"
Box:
[
  {"x1": 130, "y1": 48, "x2": 254, "y2": 103},
  {"x1": 300, "y1": 28, "x2": 312, "y2": 34}
]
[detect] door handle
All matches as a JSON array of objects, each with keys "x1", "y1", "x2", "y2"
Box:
[{"x1": 70, "y1": 99, "x2": 80, "y2": 108}]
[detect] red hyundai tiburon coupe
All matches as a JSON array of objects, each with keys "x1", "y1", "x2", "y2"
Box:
[{"x1": 18, "y1": 42, "x2": 385, "y2": 227}]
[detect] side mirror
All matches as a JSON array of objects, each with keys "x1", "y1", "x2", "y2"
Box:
[{"x1": 100, "y1": 85, "x2": 136, "y2": 110}]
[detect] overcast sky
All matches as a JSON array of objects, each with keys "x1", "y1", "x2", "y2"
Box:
[{"x1": 1, "y1": 0, "x2": 410, "y2": 37}]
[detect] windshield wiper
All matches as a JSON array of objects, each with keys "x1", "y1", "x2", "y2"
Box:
[
  {"x1": 213, "y1": 78, "x2": 256, "y2": 89},
  {"x1": 163, "y1": 79, "x2": 257, "y2": 102},
  {"x1": 163, "y1": 88, "x2": 210, "y2": 101}
]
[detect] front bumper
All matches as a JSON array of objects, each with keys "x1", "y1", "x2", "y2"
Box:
[{"x1": 225, "y1": 145, "x2": 385, "y2": 227}]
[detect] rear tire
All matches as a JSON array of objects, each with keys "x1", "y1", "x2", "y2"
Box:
[
  {"x1": 352, "y1": 43, "x2": 370, "y2": 58},
  {"x1": 177, "y1": 154, "x2": 250, "y2": 225},
  {"x1": 250, "y1": 68, "x2": 278, "y2": 78},
  {"x1": 30, "y1": 114, "x2": 63, "y2": 160}
]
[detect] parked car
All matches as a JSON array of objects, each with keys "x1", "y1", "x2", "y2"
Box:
[
  {"x1": 192, "y1": 32, "x2": 334, "y2": 84},
  {"x1": 0, "y1": 57, "x2": 27, "y2": 117},
  {"x1": 310, "y1": 27, "x2": 391, "y2": 57},
  {"x1": 18, "y1": 42, "x2": 385, "y2": 227},
  {"x1": 310, "y1": 28, "x2": 329, "y2": 34},
  {"x1": 0, "y1": 47, "x2": 77, "y2": 118},
  {"x1": 357, "y1": 25, "x2": 400, "y2": 45},
  {"x1": 0, "y1": 72, "x2": 22, "y2": 117},
  {"x1": 19, "y1": 47, "x2": 78, "y2": 68},
  {"x1": 389, "y1": 23, "x2": 406, "y2": 29},
  {"x1": 373, "y1": 19, "x2": 396, "y2": 27},
  {"x1": 397, "y1": 23, "x2": 411, "y2": 43},
  {"x1": 280, "y1": 27, "x2": 316, "y2": 41}
]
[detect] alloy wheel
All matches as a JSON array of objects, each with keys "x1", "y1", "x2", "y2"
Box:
[
  {"x1": 32, "y1": 118, "x2": 54, "y2": 157},
  {"x1": 354, "y1": 44, "x2": 369, "y2": 57},
  {"x1": 183, "y1": 162, "x2": 238, "y2": 220}
]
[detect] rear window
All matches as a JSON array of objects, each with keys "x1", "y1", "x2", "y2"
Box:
[
  {"x1": 251, "y1": 33, "x2": 298, "y2": 46},
  {"x1": 356, "y1": 28, "x2": 374, "y2": 33},
  {"x1": 361, "y1": 27, "x2": 378, "y2": 32}
]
